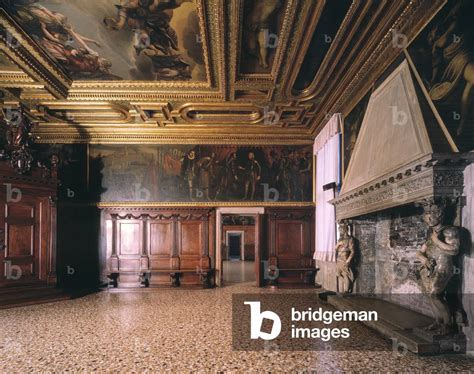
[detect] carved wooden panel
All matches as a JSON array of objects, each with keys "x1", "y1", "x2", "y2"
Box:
[
  {"x1": 179, "y1": 222, "x2": 202, "y2": 256},
  {"x1": 5, "y1": 201, "x2": 38, "y2": 280},
  {"x1": 276, "y1": 222, "x2": 304, "y2": 258},
  {"x1": 266, "y1": 207, "x2": 314, "y2": 285},
  {"x1": 116, "y1": 220, "x2": 142, "y2": 272},
  {"x1": 149, "y1": 220, "x2": 174, "y2": 270},
  {"x1": 103, "y1": 208, "x2": 213, "y2": 286},
  {"x1": 0, "y1": 163, "x2": 58, "y2": 288},
  {"x1": 178, "y1": 220, "x2": 204, "y2": 270}
]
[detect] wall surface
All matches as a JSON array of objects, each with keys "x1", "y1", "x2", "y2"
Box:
[
  {"x1": 462, "y1": 164, "x2": 474, "y2": 354},
  {"x1": 37, "y1": 144, "x2": 315, "y2": 287},
  {"x1": 89, "y1": 144, "x2": 313, "y2": 203}
]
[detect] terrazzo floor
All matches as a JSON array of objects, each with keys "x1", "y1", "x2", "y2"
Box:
[
  {"x1": 222, "y1": 260, "x2": 256, "y2": 283},
  {"x1": 0, "y1": 283, "x2": 473, "y2": 373}
]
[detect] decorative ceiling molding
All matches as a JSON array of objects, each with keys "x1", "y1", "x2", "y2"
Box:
[
  {"x1": 0, "y1": 0, "x2": 445, "y2": 143},
  {"x1": 310, "y1": 0, "x2": 446, "y2": 134}
]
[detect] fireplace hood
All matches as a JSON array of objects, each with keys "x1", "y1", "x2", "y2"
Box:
[{"x1": 331, "y1": 60, "x2": 473, "y2": 220}]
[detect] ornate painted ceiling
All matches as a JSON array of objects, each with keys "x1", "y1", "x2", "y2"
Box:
[{"x1": 0, "y1": 0, "x2": 444, "y2": 144}]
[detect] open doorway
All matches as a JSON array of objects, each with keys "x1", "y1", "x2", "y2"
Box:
[
  {"x1": 215, "y1": 207, "x2": 264, "y2": 286},
  {"x1": 222, "y1": 215, "x2": 255, "y2": 283},
  {"x1": 227, "y1": 232, "x2": 244, "y2": 260}
]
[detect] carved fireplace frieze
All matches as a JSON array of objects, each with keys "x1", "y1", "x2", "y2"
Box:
[{"x1": 331, "y1": 154, "x2": 473, "y2": 220}]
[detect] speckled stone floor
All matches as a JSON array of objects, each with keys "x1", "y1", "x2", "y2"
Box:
[
  {"x1": 0, "y1": 283, "x2": 473, "y2": 373},
  {"x1": 223, "y1": 260, "x2": 255, "y2": 283}
]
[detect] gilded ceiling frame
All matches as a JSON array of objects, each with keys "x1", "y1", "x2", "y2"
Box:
[{"x1": 0, "y1": 0, "x2": 448, "y2": 144}]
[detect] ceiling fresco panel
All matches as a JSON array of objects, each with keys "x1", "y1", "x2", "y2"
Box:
[
  {"x1": 239, "y1": 0, "x2": 286, "y2": 75},
  {"x1": 292, "y1": 0, "x2": 352, "y2": 94},
  {"x1": 3, "y1": 0, "x2": 208, "y2": 82},
  {"x1": 0, "y1": 0, "x2": 447, "y2": 142}
]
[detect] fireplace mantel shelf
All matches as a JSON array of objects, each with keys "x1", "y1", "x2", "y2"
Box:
[{"x1": 331, "y1": 153, "x2": 474, "y2": 220}]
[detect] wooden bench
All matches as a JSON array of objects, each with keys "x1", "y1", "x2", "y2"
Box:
[
  {"x1": 108, "y1": 269, "x2": 215, "y2": 288},
  {"x1": 266, "y1": 267, "x2": 319, "y2": 286},
  {"x1": 143, "y1": 269, "x2": 214, "y2": 288}
]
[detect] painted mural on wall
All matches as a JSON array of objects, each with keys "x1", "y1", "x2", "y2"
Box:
[
  {"x1": 408, "y1": 0, "x2": 474, "y2": 151},
  {"x1": 89, "y1": 145, "x2": 313, "y2": 202},
  {"x1": 343, "y1": 89, "x2": 372, "y2": 173},
  {"x1": 3, "y1": 0, "x2": 206, "y2": 81}
]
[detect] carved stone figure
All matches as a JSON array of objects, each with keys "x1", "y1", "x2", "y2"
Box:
[
  {"x1": 416, "y1": 200, "x2": 460, "y2": 335},
  {"x1": 335, "y1": 221, "x2": 356, "y2": 294}
]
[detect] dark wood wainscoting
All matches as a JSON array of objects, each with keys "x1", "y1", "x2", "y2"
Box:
[
  {"x1": 102, "y1": 208, "x2": 215, "y2": 288},
  {"x1": 265, "y1": 207, "x2": 315, "y2": 286},
  {"x1": 101, "y1": 206, "x2": 315, "y2": 288}
]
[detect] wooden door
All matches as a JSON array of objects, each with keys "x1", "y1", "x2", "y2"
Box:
[{"x1": 0, "y1": 195, "x2": 47, "y2": 286}]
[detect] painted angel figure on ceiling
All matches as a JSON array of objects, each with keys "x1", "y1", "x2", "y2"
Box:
[
  {"x1": 104, "y1": 0, "x2": 193, "y2": 80},
  {"x1": 244, "y1": 0, "x2": 282, "y2": 69},
  {"x1": 2, "y1": 0, "x2": 117, "y2": 80},
  {"x1": 104, "y1": 0, "x2": 191, "y2": 30}
]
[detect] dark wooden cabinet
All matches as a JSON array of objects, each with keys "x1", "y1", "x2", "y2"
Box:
[{"x1": 0, "y1": 163, "x2": 58, "y2": 288}]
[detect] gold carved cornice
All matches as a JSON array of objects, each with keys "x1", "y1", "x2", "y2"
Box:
[
  {"x1": 0, "y1": 0, "x2": 447, "y2": 142},
  {"x1": 33, "y1": 131, "x2": 314, "y2": 145},
  {"x1": 98, "y1": 201, "x2": 315, "y2": 209}
]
